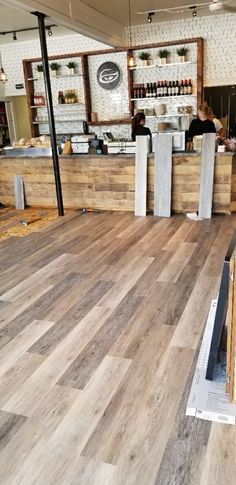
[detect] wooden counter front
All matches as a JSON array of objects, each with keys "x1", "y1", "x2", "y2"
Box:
[{"x1": 0, "y1": 153, "x2": 236, "y2": 213}]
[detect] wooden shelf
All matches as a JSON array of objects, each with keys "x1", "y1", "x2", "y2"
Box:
[
  {"x1": 131, "y1": 94, "x2": 196, "y2": 101},
  {"x1": 129, "y1": 61, "x2": 194, "y2": 70},
  {"x1": 28, "y1": 74, "x2": 83, "y2": 81},
  {"x1": 31, "y1": 103, "x2": 84, "y2": 109},
  {"x1": 88, "y1": 119, "x2": 132, "y2": 126},
  {"x1": 146, "y1": 113, "x2": 192, "y2": 119},
  {"x1": 33, "y1": 119, "x2": 84, "y2": 124}
]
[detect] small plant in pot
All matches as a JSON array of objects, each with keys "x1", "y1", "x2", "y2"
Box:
[
  {"x1": 50, "y1": 62, "x2": 60, "y2": 76},
  {"x1": 66, "y1": 61, "x2": 77, "y2": 75},
  {"x1": 176, "y1": 47, "x2": 188, "y2": 62},
  {"x1": 138, "y1": 51, "x2": 151, "y2": 67},
  {"x1": 36, "y1": 64, "x2": 44, "y2": 79},
  {"x1": 158, "y1": 49, "x2": 170, "y2": 65}
]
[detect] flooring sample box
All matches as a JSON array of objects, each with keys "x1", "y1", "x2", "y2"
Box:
[{"x1": 154, "y1": 133, "x2": 172, "y2": 217}]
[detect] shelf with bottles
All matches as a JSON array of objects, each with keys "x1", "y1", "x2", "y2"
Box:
[
  {"x1": 31, "y1": 90, "x2": 85, "y2": 108},
  {"x1": 132, "y1": 79, "x2": 194, "y2": 99}
]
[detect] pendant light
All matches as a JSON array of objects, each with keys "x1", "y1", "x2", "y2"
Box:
[
  {"x1": 128, "y1": 0, "x2": 135, "y2": 68},
  {"x1": 0, "y1": 52, "x2": 7, "y2": 82}
]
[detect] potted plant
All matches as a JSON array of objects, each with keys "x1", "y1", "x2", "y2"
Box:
[
  {"x1": 138, "y1": 51, "x2": 150, "y2": 67},
  {"x1": 66, "y1": 61, "x2": 77, "y2": 75},
  {"x1": 176, "y1": 47, "x2": 188, "y2": 63},
  {"x1": 36, "y1": 64, "x2": 44, "y2": 79},
  {"x1": 158, "y1": 49, "x2": 170, "y2": 65},
  {"x1": 50, "y1": 62, "x2": 60, "y2": 77}
]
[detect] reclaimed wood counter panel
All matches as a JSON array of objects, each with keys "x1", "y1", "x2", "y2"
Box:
[{"x1": 0, "y1": 153, "x2": 235, "y2": 213}]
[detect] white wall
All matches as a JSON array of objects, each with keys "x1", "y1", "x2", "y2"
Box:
[
  {"x1": 1, "y1": 32, "x2": 108, "y2": 97},
  {"x1": 1, "y1": 12, "x2": 236, "y2": 99},
  {"x1": 130, "y1": 12, "x2": 236, "y2": 87}
]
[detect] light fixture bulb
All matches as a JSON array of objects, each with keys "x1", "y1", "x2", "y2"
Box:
[
  {"x1": 47, "y1": 26, "x2": 53, "y2": 36},
  {"x1": 13, "y1": 32, "x2": 17, "y2": 41},
  {"x1": 147, "y1": 12, "x2": 154, "y2": 23},
  {"x1": 192, "y1": 9, "x2": 197, "y2": 17},
  {"x1": 0, "y1": 68, "x2": 7, "y2": 82},
  {"x1": 128, "y1": 55, "x2": 135, "y2": 68}
]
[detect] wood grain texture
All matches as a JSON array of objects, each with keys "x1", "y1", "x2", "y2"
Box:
[
  {"x1": 154, "y1": 133, "x2": 172, "y2": 217},
  {"x1": 198, "y1": 133, "x2": 216, "y2": 219},
  {"x1": 135, "y1": 136, "x2": 148, "y2": 216},
  {"x1": 0, "y1": 210, "x2": 236, "y2": 484},
  {"x1": 0, "y1": 153, "x2": 235, "y2": 214}
]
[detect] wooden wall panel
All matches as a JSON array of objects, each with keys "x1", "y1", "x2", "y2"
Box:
[{"x1": 0, "y1": 154, "x2": 235, "y2": 214}]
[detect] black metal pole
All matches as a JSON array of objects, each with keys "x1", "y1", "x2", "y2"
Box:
[{"x1": 34, "y1": 12, "x2": 64, "y2": 216}]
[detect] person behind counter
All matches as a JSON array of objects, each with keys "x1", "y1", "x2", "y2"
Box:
[
  {"x1": 208, "y1": 108, "x2": 225, "y2": 139},
  {"x1": 188, "y1": 104, "x2": 216, "y2": 145},
  {"x1": 132, "y1": 112, "x2": 152, "y2": 150}
]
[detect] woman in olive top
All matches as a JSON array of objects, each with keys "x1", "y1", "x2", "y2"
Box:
[
  {"x1": 132, "y1": 113, "x2": 152, "y2": 149},
  {"x1": 188, "y1": 103, "x2": 216, "y2": 141}
]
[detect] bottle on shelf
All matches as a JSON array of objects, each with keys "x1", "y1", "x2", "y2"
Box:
[
  {"x1": 33, "y1": 92, "x2": 45, "y2": 106},
  {"x1": 58, "y1": 91, "x2": 65, "y2": 104},
  {"x1": 184, "y1": 79, "x2": 188, "y2": 95},
  {"x1": 175, "y1": 80, "x2": 180, "y2": 96},
  {"x1": 188, "y1": 79, "x2": 192, "y2": 95},
  {"x1": 163, "y1": 80, "x2": 168, "y2": 97},
  {"x1": 167, "y1": 81, "x2": 172, "y2": 97},
  {"x1": 179, "y1": 80, "x2": 184, "y2": 95}
]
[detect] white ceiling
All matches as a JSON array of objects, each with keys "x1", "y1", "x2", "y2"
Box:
[
  {"x1": 0, "y1": 3, "x2": 73, "y2": 44},
  {"x1": 0, "y1": 0, "x2": 235, "y2": 44}
]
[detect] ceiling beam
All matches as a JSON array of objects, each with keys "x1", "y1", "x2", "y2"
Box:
[{"x1": 0, "y1": 0, "x2": 126, "y2": 47}]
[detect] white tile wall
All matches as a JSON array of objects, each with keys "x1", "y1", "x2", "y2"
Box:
[
  {"x1": 130, "y1": 12, "x2": 236, "y2": 87},
  {"x1": 0, "y1": 11, "x2": 235, "y2": 139},
  {"x1": 88, "y1": 51, "x2": 130, "y2": 121}
]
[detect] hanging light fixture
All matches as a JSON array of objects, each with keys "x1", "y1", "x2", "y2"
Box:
[
  {"x1": 0, "y1": 52, "x2": 7, "y2": 82},
  {"x1": 128, "y1": 0, "x2": 135, "y2": 68},
  {"x1": 47, "y1": 26, "x2": 53, "y2": 36},
  {"x1": 147, "y1": 12, "x2": 155, "y2": 23}
]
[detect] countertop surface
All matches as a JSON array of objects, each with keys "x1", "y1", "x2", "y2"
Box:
[{"x1": 0, "y1": 149, "x2": 235, "y2": 159}]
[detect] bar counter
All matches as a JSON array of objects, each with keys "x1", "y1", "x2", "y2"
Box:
[{"x1": 0, "y1": 152, "x2": 236, "y2": 214}]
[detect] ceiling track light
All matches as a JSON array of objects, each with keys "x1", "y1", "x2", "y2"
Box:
[
  {"x1": 147, "y1": 12, "x2": 155, "y2": 23},
  {"x1": 47, "y1": 26, "x2": 53, "y2": 36},
  {"x1": 192, "y1": 8, "x2": 197, "y2": 16},
  {"x1": 0, "y1": 24, "x2": 57, "y2": 38}
]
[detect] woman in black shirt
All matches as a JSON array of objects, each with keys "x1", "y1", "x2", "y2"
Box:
[
  {"x1": 131, "y1": 113, "x2": 152, "y2": 147},
  {"x1": 188, "y1": 103, "x2": 216, "y2": 141}
]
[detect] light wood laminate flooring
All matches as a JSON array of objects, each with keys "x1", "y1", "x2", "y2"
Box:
[{"x1": 0, "y1": 210, "x2": 236, "y2": 485}]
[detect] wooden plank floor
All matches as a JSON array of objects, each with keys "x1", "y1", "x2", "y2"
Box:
[{"x1": 0, "y1": 210, "x2": 236, "y2": 485}]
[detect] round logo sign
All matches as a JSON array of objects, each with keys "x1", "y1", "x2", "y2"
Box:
[{"x1": 97, "y1": 61, "x2": 122, "y2": 90}]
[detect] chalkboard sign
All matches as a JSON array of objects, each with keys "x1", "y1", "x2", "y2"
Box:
[{"x1": 97, "y1": 62, "x2": 122, "y2": 90}]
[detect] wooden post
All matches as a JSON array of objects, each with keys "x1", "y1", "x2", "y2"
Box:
[
  {"x1": 135, "y1": 136, "x2": 148, "y2": 216},
  {"x1": 198, "y1": 133, "x2": 216, "y2": 219},
  {"x1": 154, "y1": 133, "x2": 172, "y2": 217}
]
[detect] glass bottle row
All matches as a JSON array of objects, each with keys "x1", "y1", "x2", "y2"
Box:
[{"x1": 132, "y1": 79, "x2": 193, "y2": 99}]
